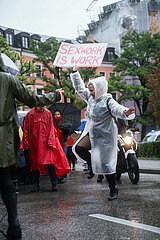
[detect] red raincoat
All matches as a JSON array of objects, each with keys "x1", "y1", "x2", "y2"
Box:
[{"x1": 20, "y1": 107, "x2": 70, "y2": 177}]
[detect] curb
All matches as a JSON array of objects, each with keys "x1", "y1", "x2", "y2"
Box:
[{"x1": 139, "y1": 169, "x2": 160, "y2": 174}]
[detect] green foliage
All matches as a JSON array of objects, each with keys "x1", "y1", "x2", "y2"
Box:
[
  {"x1": 73, "y1": 99, "x2": 87, "y2": 110},
  {"x1": 30, "y1": 37, "x2": 61, "y2": 78},
  {"x1": 109, "y1": 31, "x2": 160, "y2": 128},
  {"x1": 79, "y1": 67, "x2": 98, "y2": 82},
  {"x1": 0, "y1": 34, "x2": 38, "y2": 108},
  {"x1": 138, "y1": 141, "x2": 160, "y2": 158},
  {"x1": 0, "y1": 34, "x2": 20, "y2": 63}
]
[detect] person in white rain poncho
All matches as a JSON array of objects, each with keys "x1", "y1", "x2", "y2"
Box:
[{"x1": 70, "y1": 67, "x2": 135, "y2": 201}]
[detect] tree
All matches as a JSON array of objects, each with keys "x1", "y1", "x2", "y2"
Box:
[
  {"x1": 145, "y1": 64, "x2": 160, "y2": 126},
  {"x1": 0, "y1": 34, "x2": 37, "y2": 107},
  {"x1": 109, "y1": 30, "x2": 160, "y2": 138},
  {"x1": 0, "y1": 34, "x2": 36, "y2": 83},
  {"x1": 30, "y1": 37, "x2": 97, "y2": 109}
]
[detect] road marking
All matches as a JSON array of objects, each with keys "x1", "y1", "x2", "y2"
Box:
[{"x1": 89, "y1": 214, "x2": 160, "y2": 235}]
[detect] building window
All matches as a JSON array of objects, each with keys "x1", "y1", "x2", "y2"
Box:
[
  {"x1": 33, "y1": 39, "x2": 39, "y2": 49},
  {"x1": 27, "y1": 85, "x2": 33, "y2": 91},
  {"x1": 31, "y1": 38, "x2": 40, "y2": 49},
  {"x1": 109, "y1": 71, "x2": 116, "y2": 78},
  {"x1": 99, "y1": 71, "x2": 106, "y2": 77},
  {"x1": 20, "y1": 62, "x2": 31, "y2": 77},
  {"x1": 35, "y1": 64, "x2": 42, "y2": 78},
  {"x1": 107, "y1": 49, "x2": 114, "y2": 62},
  {"x1": 22, "y1": 36, "x2": 29, "y2": 48},
  {"x1": 103, "y1": 48, "x2": 115, "y2": 62},
  {"x1": 24, "y1": 67, "x2": 31, "y2": 77},
  {"x1": 112, "y1": 92, "x2": 117, "y2": 100},
  {"x1": 36, "y1": 85, "x2": 44, "y2": 95},
  {"x1": 6, "y1": 33, "x2": 13, "y2": 45}
]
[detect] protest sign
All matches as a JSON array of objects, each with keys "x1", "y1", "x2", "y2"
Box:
[{"x1": 53, "y1": 42, "x2": 108, "y2": 67}]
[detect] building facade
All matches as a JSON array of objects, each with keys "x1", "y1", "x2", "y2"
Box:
[{"x1": 0, "y1": 25, "x2": 118, "y2": 116}]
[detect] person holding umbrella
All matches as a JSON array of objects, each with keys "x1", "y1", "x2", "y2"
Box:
[
  {"x1": 53, "y1": 110, "x2": 71, "y2": 183},
  {"x1": 70, "y1": 66, "x2": 135, "y2": 201},
  {"x1": 0, "y1": 52, "x2": 61, "y2": 240}
]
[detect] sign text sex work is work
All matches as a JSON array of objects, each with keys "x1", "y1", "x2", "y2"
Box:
[{"x1": 53, "y1": 42, "x2": 108, "y2": 67}]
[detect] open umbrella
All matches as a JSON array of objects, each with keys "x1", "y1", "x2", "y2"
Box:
[
  {"x1": 49, "y1": 103, "x2": 81, "y2": 134},
  {"x1": 1, "y1": 53, "x2": 20, "y2": 76}
]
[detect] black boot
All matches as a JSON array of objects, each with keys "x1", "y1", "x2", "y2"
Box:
[
  {"x1": 87, "y1": 171, "x2": 95, "y2": 179},
  {"x1": 87, "y1": 162, "x2": 95, "y2": 179},
  {"x1": 97, "y1": 175, "x2": 104, "y2": 183},
  {"x1": 1, "y1": 184, "x2": 22, "y2": 240},
  {"x1": 105, "y1": 174, "x2": 119, "y2": 201}
]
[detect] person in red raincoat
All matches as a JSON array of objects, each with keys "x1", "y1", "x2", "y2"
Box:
[
  {"x1": 21, "y1": 107, "x2": 70, "y2": 192},
  {"x1": 53, "y1": 110, "x2": 71, "y2": 183},
  {"x1": 53, "y1": 110, "x2": 65, "y2": 149}
]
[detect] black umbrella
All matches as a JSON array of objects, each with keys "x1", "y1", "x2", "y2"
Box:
[{"x1": 49, "y1": 103, "x2": 81, "y2": 134}]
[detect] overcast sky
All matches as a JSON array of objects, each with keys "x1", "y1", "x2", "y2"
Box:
[{"x1": 0, "y1": 0, "x2": 119, "y2": 39}]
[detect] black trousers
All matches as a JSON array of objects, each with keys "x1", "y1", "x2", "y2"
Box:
[
  {"x1": 75, "y1": 145, "x2": 92, "y2": 171},
  {"x1": 105, "y1": 174, "x2": 116, "y2": 192},
  {"x1": 0, "y1": 167, "x2": 12, "y2": 191},
  {"x1": 0, "y1": 166, "x2": 22, "y2": 239},
  {"x1": 75, "y1": 137, "x2": 116, "y2": 192},
  {"x1": 32, "y1": 164, "x2": 58, "y2": 186}
]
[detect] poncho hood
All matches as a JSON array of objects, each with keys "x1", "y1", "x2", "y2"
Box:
[{"x1": 88, "y1": 76, "x2": 108, "y2": 100}]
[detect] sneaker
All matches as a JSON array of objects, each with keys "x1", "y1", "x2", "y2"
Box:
[
  {"x1": 52, "y1": 184, "x2": 58, "y2": 191},
  {"x1": 108, "y1": 189, "x2": 119, "y2": 201},
  {"x1": 72, "y1": 166, "x2": 76, "y2": 170},
  {"x1": 30, "y1": 185, "x2": 40, "y2": 193},
  {"x1": 97, "y1": 175, "x2": 104, "y2": 183},
  {"x1": 87, "y1": 172, "x2": 95, "y2": 179}
]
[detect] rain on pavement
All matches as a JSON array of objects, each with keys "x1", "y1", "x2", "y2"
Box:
[{"x1": 0, "y1": 167, "x2": 160, "y2": 240}]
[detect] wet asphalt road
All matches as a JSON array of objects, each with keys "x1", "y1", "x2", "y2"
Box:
[{"x1": 0, "y1": 169, "x2": 160, "y2": 240}]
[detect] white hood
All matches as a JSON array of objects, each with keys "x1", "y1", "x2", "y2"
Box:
[{"x1": 88, "y1": 76, "x2": 108, "y2": 100}]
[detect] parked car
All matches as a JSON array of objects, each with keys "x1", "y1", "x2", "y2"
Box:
[{"x1": 141, "y1": 130, "x2": 160, "y2": 143}]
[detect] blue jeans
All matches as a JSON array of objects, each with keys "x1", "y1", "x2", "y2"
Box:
[{"x1": 33, "y1": 164, "x2": 57, "y2": 186}]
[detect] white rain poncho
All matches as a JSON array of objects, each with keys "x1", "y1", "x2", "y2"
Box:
[{"x1": 70, "y1": 71, "x2": 134, "y2": 174}]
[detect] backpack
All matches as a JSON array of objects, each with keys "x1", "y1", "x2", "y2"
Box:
[{"x1": 106, "y1": 97, "x2": 128, "y2": 134}]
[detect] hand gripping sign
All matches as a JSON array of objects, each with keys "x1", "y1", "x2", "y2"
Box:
[{"x1": 53, "y1": 42, "x2": 108, "y2": 67}]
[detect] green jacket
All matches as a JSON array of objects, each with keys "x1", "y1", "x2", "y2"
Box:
[{"x1": 0, "y1": 72, "x2": 60, "y2": 168}]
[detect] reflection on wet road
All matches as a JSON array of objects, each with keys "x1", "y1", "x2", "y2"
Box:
[{"x1": 0, "y1": 170, "x2": 160, "y2": 240}]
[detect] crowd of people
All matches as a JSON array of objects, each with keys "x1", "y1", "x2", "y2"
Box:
[{"x1": 0, "y1": 53, "x2": 135, "y2": 240}]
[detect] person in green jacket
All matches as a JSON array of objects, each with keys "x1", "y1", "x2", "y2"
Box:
[{"x1": 0, "y1": 53, "x2": 61, "y2": 240}]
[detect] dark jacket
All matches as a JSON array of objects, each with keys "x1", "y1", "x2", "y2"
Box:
[{"x1": 0, "y1": 71, "x2": 60, "y2": 168}]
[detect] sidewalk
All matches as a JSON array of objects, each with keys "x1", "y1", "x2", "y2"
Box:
[
  {"x1": 138, "y1": 159, "x2": 160, "y2": 174},
  {"x1": 75, "y1": 159, "x2": 160, "y2": 174}
]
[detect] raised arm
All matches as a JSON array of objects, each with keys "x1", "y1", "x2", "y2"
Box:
[
  {"x1": 11, "y1": 74, "x2": 61, "y2": 107},
  {"x1": 70, "y1": 68, "x2": 90, "y2": 102}
]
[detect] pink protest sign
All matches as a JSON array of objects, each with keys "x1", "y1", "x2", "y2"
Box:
[{"x1": 53, "y1": 42, "x2": 108, "y2": 67}]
